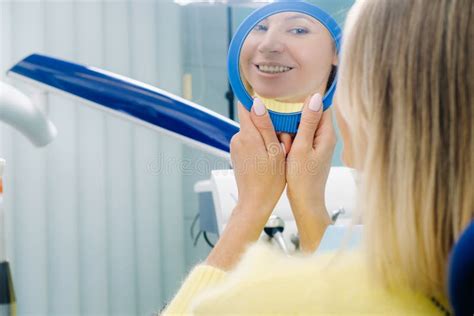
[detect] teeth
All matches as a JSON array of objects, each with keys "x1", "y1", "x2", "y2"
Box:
[{"x1": 258, "y1": 65, "x2": 291, "y2": 74}]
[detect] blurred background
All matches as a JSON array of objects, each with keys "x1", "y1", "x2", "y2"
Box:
[{"x1": 0, "y1": 0, "x2": 354, "y2": 314}]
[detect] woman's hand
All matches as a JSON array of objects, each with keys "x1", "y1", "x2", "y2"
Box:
[
  {"x1": 231, "y1": 100, "x2": 287, "y2": 215},
  {"x1": 206, "y1": 99, "x2": 286, "y2": 270},
  {"x1": 286, "y1": 93, "x2": 336, "y2": 253}
]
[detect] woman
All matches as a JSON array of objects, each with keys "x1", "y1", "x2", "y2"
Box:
[{"x1": 163, "y1": 0, "x2": 473, "y2": 314}]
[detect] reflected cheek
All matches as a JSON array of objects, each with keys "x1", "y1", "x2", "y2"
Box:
[
  {"x1": 240, "y1": 46, "x2": 254, "y2": 66},
  {"x1": 239, "y1": 60, "x2": 254, "y2": 86}
]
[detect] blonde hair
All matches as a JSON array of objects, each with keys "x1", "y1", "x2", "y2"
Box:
[{"x1": 338, "y1": 0, "x2": 474, "y2": 297}]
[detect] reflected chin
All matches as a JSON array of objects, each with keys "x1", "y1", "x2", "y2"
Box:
[{"x1": 253, "y1": 89, "x2": 279, "y2": 99}]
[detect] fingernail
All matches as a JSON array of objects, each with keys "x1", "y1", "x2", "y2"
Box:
[
  {"x1": 253, "y1": 98, "x2": 266, "y2": 116},
  {"x1": 280, "y1": 142, "x2": 286, "y2": 156},
  {"x1": 309, "y1": 93, "x2": 322, "y2": 112}
]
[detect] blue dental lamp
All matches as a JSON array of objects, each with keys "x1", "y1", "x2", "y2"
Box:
[{"x1": 8, "y1": 54, "x2": 239, "y2": 160}]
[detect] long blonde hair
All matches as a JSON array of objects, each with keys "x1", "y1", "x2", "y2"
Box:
[{"x1": 338, "y1": 0, "x2": 474, "y2": 297}]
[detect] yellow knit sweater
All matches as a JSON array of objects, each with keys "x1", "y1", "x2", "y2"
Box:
[{"x1": 162, "y1": 242, "x2": 443, "y2": 315}]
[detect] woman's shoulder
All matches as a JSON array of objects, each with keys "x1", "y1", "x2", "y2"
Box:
[{"x1": 191, "y1": 242, "x2": 440, "y2": 315}]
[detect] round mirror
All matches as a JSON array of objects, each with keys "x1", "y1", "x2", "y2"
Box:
[{"x1": 228, "y1": 2, "x2": 341, "y2": 133}]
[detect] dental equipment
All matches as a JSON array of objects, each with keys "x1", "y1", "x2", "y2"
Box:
[
  {"x1": 264, "y1": 216, "x2": 289, "y2": 254},
  {"x1": 0, "y1": 159, "x2": 15, "y2": 316},
  {"x1": 0, "y1": 81, "x2": 57, "y2": 316},
  {"x1": 194, "y1": 167, "x2": 357, "y2": 251},
  {"x1": 331, "y1": 207, "x2": 346, "y2": 223},
  {"x1": 7, "y1": 54, "x2": 239, "y2": 160},
  {"x1": 0, "y1": 81, "x2": 57, "y2": 147}
]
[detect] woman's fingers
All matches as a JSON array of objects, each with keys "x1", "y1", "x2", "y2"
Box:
[
  {"x1": 294, "y1": 93, "x2": 324, "y2": 148},
  {"x1": 236, "y1": 102, "x2": 266, "y2": 149},
  {"x1": 249, "y1": 98, "x2": 283, "y2": 156},
  {"x1": 277, "y1": 132, "x2": 293, "y2": 156},
  {"x1": 314, "y1": 109, "x2": 337, "y2": 150},
  {"x1": 237, "y1": 102, "x2": 258, "y2": 134}
]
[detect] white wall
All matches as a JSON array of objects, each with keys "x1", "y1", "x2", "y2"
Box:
[{"x1": 0, "y1": 1, "x2": 210, "y2": 315}]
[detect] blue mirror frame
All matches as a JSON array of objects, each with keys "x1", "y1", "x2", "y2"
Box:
[{"x1": 227, "y1": 1, "x2": 342, "y2": 133}]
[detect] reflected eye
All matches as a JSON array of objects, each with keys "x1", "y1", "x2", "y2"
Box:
[
  {"x1": 253, "y1": 24, "x2": 268, "y2": 32},
  {"x1": 289, "y1": 27, "x2": 309, "y2": 35}
]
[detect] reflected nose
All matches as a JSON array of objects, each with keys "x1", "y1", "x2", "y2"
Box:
[{"x1": 257, "y1": 30, "x2": 284, "y2": 54}]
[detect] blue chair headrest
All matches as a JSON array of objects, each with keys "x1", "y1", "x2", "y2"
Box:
[{"x1": 448, "y1": 220, "x2": 474, "y2": 316}]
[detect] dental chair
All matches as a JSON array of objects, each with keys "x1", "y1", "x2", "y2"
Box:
[{"x1": 448, "y1": 220, "x2": 474, "y2": 316}]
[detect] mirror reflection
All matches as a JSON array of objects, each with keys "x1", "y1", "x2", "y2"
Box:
[{"x1": 239, "y1": 11, "x2": 338, "y2": 113}]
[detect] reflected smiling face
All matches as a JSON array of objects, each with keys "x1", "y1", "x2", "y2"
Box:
[{"x1": 240, "y1": 12, "x2": 337, "y2": 104}]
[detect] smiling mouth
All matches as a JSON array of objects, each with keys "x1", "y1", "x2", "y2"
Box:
[{"x1": 256, "y1": 64, "x2": 293, "y2": 74}]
